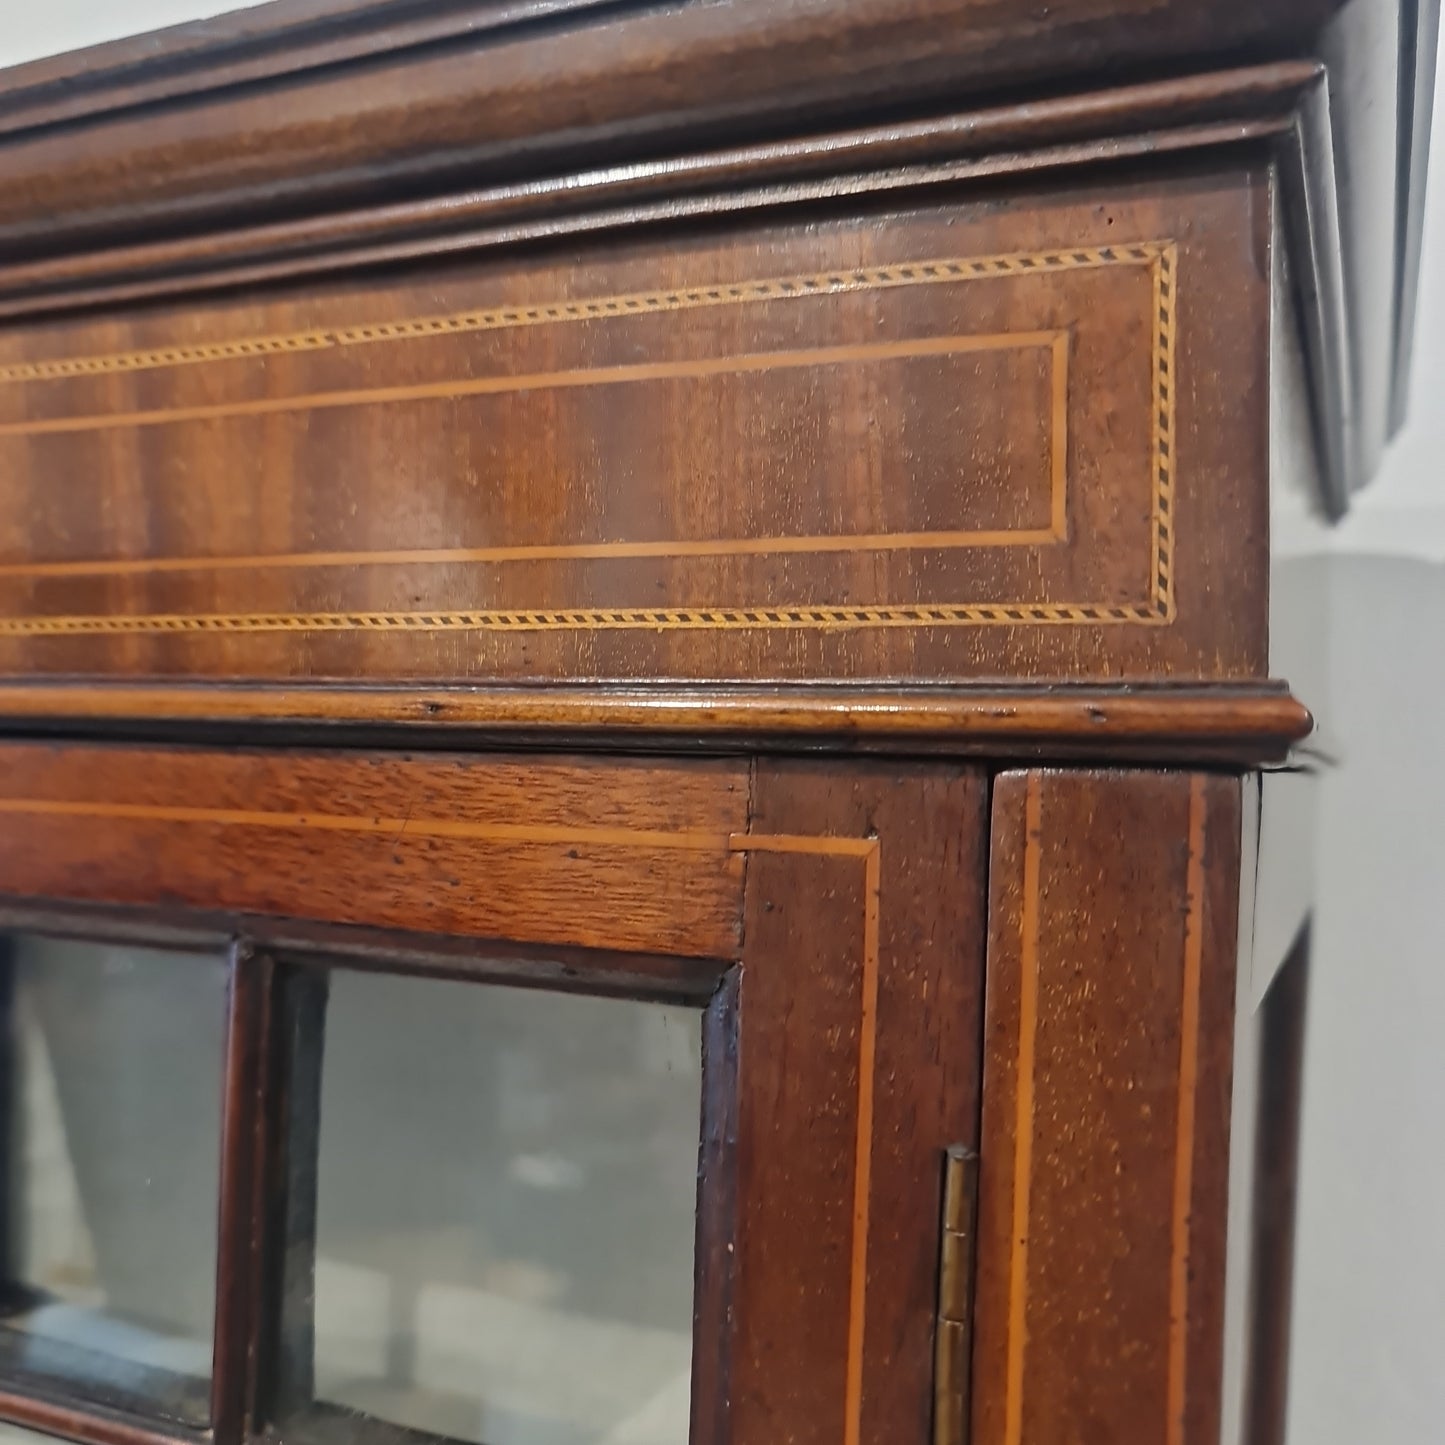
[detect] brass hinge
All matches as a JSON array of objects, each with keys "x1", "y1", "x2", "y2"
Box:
[{"x1": 934, "y1": 1144, "x2": 980, "y2": 1445}]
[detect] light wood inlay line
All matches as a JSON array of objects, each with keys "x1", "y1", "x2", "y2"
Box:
[
  {"x1": 728, "y1": 831, "x2": 880, "y2": 1445},
  {"x1": 0, "y1": 527, "x2": 1064, "y2": 580},
  {"x1": 1167, "y1": 776, "x2": 1208, "y2": 1445},
  {"x1": 1051, "y1": 331, "x2": 1071, "y2": 541},
  {"x1": 848, "y1": 840, "x2": 883, "y2": 1445},
  {"x1": 0, "y1": 600, "x2": 1171, "y2": 636},
  {"x1": 0, "y1": 331, "x2": 1057, "y2": 438},
  {"x1": 1152, "y1": 246, "x2": 1177, "y2": 618},
  {"x1": 1003, "y1": 774, "x2": 1043, "y2": 1445},
  {"x1": 0, "y1": 797, "x2": 731, "y2": 853},
  {"x1": 0, "y1": 244, "x2": 1169, "y2": 387}
]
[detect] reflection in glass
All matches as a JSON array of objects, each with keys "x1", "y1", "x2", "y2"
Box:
[
  {"x1": 0, "y1": 935, "x2": 226, "y2": 1422},
  {"x1": 0, "y1": 1424, "x2": 68, "y2": 1444},
  {"x1": 296, "y1": 971, "x2": 701, "y2": 1445}
]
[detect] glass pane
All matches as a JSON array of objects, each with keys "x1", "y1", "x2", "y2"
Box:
[
  {"x1": 293, "y1": 970, "x2": 701, "y2": 1445},
  {"x1": 0, "y1": 935, "x2": 227, "y2": 1423}
]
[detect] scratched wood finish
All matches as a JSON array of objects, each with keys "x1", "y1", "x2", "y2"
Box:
[
  {"x1": 0, "y1": 743, "x2": 748, "y2": 957},
  {"x1": 0, "y1": 170, "x2": 1267, "y2": 687},
  {"x1": 729, "y1": 761, "x2": 987, "y2": 1445},
  {"x1": 0, "y1": 682, "x2": 1313, "y2": 764},
  {"x1": 973, "y1": 769, "x2": 1242, "y2": 1445}
]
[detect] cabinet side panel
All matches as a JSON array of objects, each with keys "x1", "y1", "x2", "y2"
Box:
[{"x1": 973, "y1": 769, "x2": 1241, "y2": 1445}]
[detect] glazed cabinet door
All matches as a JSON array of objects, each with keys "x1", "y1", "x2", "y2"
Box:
[{"x1": 0, "y1": 744, "x2": 988, "y2": 1445}]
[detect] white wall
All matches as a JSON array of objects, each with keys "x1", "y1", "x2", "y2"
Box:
[
  {"x1": 1285, "y1": 559, "x2": 1445, "y2": 1445},
  {"x1": 1284, "y1": 53, "x2": 1445, "y2": 1445}
]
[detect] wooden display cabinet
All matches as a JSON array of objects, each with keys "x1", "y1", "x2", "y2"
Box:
[{"x1": 0, "y1": 4, "x2": 1428, "y2": 1445}]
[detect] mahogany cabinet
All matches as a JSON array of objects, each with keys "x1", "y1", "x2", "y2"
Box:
[{"x1": 0, "y1": 5, "x2": 1428, "y2": 1445}]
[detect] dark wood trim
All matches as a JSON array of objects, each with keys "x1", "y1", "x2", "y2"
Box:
[
  {"x1": 690, "y1": 970, "x2": 740, "y2": 1445},
  {"x1": 212, "y1": 943, "x2": 265, "y2": 1445},
  {"x1": 0, "y1": 63, "x2": 1313, "y2": 321},
  {"x1": 242, "y1": 956, "x2": 281, "y2": 1442},
  {"x1": 0, "y1": 0, "x2": 627, "y2": 138},
  {"x1": 267, "y1": 925, "x2": 728, "y2": 1003},
  {"x1": 255, "y1": 966, "x2": 329, "y2": 1434},
  {"x1": 0, "y1": 2, "x2": 1420, "y2": 504},
  {"x1": 0, "y1": 683, "x2": 1313, "y2": 764},
  {"x1": 0, "y1": 904, "x2": 232, "y2": 955},
  {"x1": 1242, "y1": 920, "x2": 1311, "y2": 1445},
  {"x1": 0, "y1": 0, "x2": 1352, "y2": 145},
  {"x1": 0, "y1": 900, "x2": 728, "y2": 1006},
  {"x1": 0, "y1": 0, "x2": 1344, "y2": 258}
]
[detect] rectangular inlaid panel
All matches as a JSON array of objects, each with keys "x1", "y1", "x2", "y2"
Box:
[
  {"x1": 973, "y1": 770, "x2": 1242, "y2": 1445},
  {"x1": 0, "y1": 744, "x2": 748, "y2": 957},
  {"x1": 0, "y1": 170, "x2": 1268, "y2": 684}
]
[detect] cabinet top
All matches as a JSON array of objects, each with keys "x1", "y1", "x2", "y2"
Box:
[
  {"x1": 0, "y1": 0, "x2": 1429, "y2": 503},
  {"x1": 0, "y1": 0, "x2": 1422, "y2": 753}
]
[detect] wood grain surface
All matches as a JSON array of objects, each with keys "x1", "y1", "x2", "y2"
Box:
[
  {"x1": 0, "y1": 65, "x2": 1311, "y2": 326},
  {"x1": 0, "y1": 743, "x2": 749, "y2": 957},
  {"x1": 0, "y1": 0, "x2": 1340, "y2": 258},
  {"x1": 973, "y1": 769, "x2": 1242, "y2": 1445},
  {"x1": 729, "y1": 760, "x2": 987, "y2": 1445},
  {"x1": 0, "y1": 170, "x2": 1269, "y2": 689},
  {"x1": 0, "y1": 683, "x2": 1313, "y2": 764}
]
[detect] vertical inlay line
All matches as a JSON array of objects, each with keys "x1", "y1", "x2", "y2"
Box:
[
  {"x1": 1153, "y1": 245, "x2": 1179, "y2": 621},
  {"x1": 1168, "y1": 776, "x2": 1208, "y2": 1445},
  {"x1": 1003, "y1": 775, "x2": 1043, "y2": 1445},
  {"x1": 1050, "y1": 330, "x2": 1071, "y2": 540},
  {"x1": 843, "y1": 839, "x2": 882, "y2": 1445}
]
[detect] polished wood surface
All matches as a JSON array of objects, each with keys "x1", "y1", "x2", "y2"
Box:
[
  {"x1": 732, "y1": 761, "x2": 987, "y2": 1445},
  {"x1": 0, "y1": 0, "x2": 1422, "y2": 508},
  {"x1": 0, "y1": 682, "x2": 1313, "y2": 764},
  {"x1": 0, "y1": 0, "x2": 1342, "y2": 257},
  {"x1": 972, "y1": 770, "x2": 1243, "y2": 1445},
  {"x1": 0, "y1": 753, "x2": 990, "y2": 1445},
  {"x1": 0, "y1": 61, "x2": 1314, "y2": 323},
  {"x1": 0, "y1": 172, "x2": 1269, "y2": 690},
  {"x1": 0, "y1": 3, "x2": 1424, "y2": 1444},
  {"x1": 0, "y1": 744, "x2": 748, "y2": 956}
]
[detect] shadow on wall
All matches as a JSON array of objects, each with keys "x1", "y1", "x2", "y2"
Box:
[{"x1": 1288, "y1": 555, "x2": 1445, "y2": 1445}]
